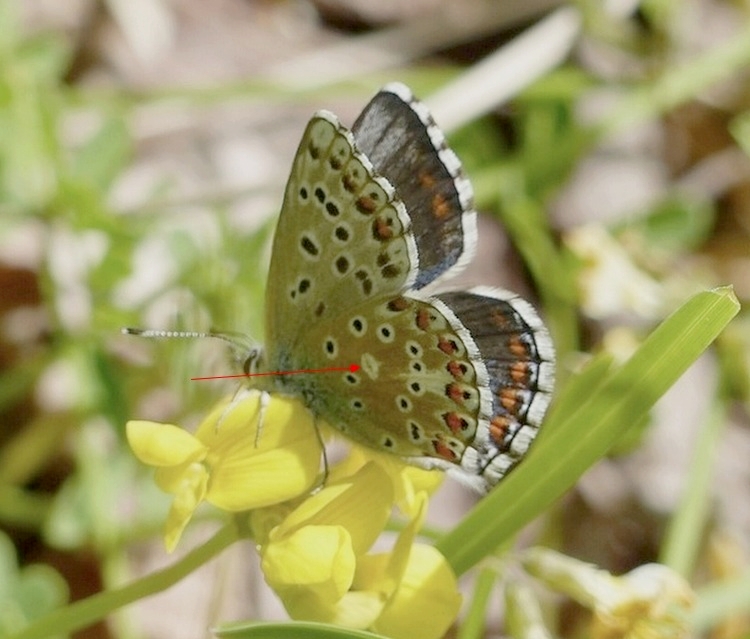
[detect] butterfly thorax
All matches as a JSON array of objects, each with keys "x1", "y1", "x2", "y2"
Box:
[{"x1": 256, "y1": 345, "x2": 320, "y2": 405}]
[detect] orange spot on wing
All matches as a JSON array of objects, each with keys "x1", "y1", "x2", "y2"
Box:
[
  {"x1": 509, "y1": 361, "x2": 530, "y2": 385},
  {"x1": 387, "y1": 296, "x2": 409, "y2": 312},
  {"x1": 432, "y1": 193, "x2": 451, "y2": 220},
  {"x1": 372, "y1": 217, "x2": 393, "y2": 240},
  {"x1": 489, "y1": 415, "x2": 512, "y2": 445},
  {"x1": 490, "y1": 308, "x2": 512, "y2": 328},
  {"x1": 357, "y1": 196, "x2": 377, "y2": 214},
  {"x1": 508, "y1": 335, "x2": 529, "y2": 359},
  {"x1": 446, "y1": 382, "x2": 467, "y2": 404},
  {"x1": 437, "y1": 336, "x2": 459, "y2": 355},
  {"x1": 419, "y1": 171, "x2": 437, "y2": 188},
  {"x1": 433, "y1": 439, "x2": 458, "y2": 461},
  {"x1": 416, "y1": 308, "x2": 431, "y2": 330},
  {"x1": 443, "y1": 412, "x2": 467, "y2": 434},
  {"x1": 499, "y1": 388, "x2": 520, "y2": 412},
  {"x1": 446, "y1": 360, "x2": 468, "y2": 379}
]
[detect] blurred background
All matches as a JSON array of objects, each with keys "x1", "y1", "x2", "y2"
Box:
[{"x1": 1, "y1": 0, "x2": 749, "y2": 637}]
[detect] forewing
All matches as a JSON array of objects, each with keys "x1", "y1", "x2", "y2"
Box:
[{"x1": 264, "y1": 112, "x2": 419, "y2": 369}]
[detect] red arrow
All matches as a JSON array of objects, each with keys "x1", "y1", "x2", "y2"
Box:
[{"x1": 191, "y1": 363, "x2": 360, "y2": 381}]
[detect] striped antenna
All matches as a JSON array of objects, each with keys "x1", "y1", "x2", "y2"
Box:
[{"x1": 121, "y1": 327, "x2": 263, "y2": 373}]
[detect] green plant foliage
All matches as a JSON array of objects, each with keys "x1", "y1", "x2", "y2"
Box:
[
  {"x1": 1, "y1": 1, "x2": 749, "y2": 638},
  {"x1": 438, "y1": 288, "x2": 739, "y2": 576},
  {"x1": 0, "y1": 531, "x2": 68, "y2": 637},
  {"x1": 216, "y1": 621, "x2": 390, "y2": 638}
]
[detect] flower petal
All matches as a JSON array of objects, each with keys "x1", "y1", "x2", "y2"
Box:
[
  {"x1": 371, "y1": 544, "x2": 461, "y2": 639},
  {"x1": 163, "y1": 462, "x2": 209, "y2": 552},
  {"x1": 327, "y1": 443, "x2": 442, "y2": 519},
  {"x1": 330, "y1": 591, "x2": 386, "y2": 630},
  {"x1": 263, "y1": 525, "x2": 356, "y2": 609},
  {"x1": 352, "y1": 491, "x2": 428, "y2": 598},
  {"x1": 524, "y1": 549, "x2": 694, "y2": 639},
  {"x1": 196, "y1": 391, "x2": 318, "y2": 452},
  {"x1": 154, "y1": 464, "x2": 191, "y2": 494},
  {"x1": 395, "y1": 466, "x2": 443, "y2": 518},
  {"x1": 126, "y1": 420, "x2": 207, "y2": 467},
  {"x1": 592, "y1": 564, "x2": 694, "y2": 639},
  {"x1": 275, "y1": 462, "x2": 393, "y2": 556},
  {"x1": 196, "y1": 392, "x2": 322, "y2": 510}
]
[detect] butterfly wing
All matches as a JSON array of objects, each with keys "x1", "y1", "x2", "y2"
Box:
[
  {"x1": 264, "y1": 110, "x2": 420, "y2": 371},
  {"x1": 299, "y1": 287, "x2": 554, "y2": 492},
  {"x1": 352, "y1": 83, "x2": 476, "y2": 289}
]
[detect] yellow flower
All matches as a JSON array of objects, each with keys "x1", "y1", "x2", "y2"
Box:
[
  {"x1": 523, "y1": 548, "x2": 695, "y2": 639},
  {"x1": 325, "y1": 440, "x2": 444, "y2": 518},
  {"x1": 127, "y1": 391, "x2": 322, "y2": 551},
  {"x1": 257, "y1": 462, "x2": 393, "y2": 620},
  {"x1": 366, "y1": 541, "x2": 462, "y2": 639},
  {"x1": 129, "y1": 392, "x2": 460, "y2": 636},
  {"x1": 256, "y1": 460, "x2": 461, "y2": 639}
]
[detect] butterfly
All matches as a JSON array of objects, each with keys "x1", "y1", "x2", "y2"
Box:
[{"x1": 242, "y1": 83, "x2": 555, "y2": 493}]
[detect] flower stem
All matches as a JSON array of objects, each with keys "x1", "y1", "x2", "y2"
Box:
[{"x1": 9, "y1": 523, "x2": 239, "y2": 639}]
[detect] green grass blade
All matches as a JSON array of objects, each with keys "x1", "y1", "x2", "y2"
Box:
[
  {"x1": 659, "y1": 397, "x2": 728, "y2": 576},
  {"x1": 437, "y1": 287, "x2": 740, "y2": 576},
  {"x1": 456, "y1": 566, "x2": 498, "y2": 639}
]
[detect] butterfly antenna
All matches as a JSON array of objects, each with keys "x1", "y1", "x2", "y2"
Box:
[
  {"x1": 123, "y1": 326, "x2": 236, "y2": 345},
  {"x1": 122, "y1": 327, "x2": 260, "y2": 367}
]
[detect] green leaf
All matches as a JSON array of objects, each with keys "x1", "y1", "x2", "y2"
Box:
[
  {"x1": 0, "y1": 531, "x2": 68, "y2": 637},
  {"x1": 615, "y1": 196, "x2": 715, "y2": 254},
  {"x1": 437, "y1": 287, "x2": 740, "y2": 576},
  {"x1": 457, "y1": 567, "x2": 497, "y2": 639},
  {"x1": 216, "y1": 621, "x2": 390, "y2": 639},
  {"x1": 496, "y1": 184, "x2": 581, "y2": 358},
  {"x1": 660, "y1": 398, "x2": 727, "y2": 576},
  {"x1": 70, "y1": 115, "x2": 131, "y2": 190},
  {"x1": 600, "y1": 21, "x2": 750, "y2": 135}
]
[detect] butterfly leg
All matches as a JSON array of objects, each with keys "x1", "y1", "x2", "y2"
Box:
[
  {"x1": 256, "y1": 394, "x2": 328, "y2": 493},
  {"x1": 251, "y1": 389, "x2": 272, "y2": 447},
  {"x1": 213, "y1": 383, "x2": 249, "y2": 431},
  {"x1": 309, "y1": 417, "x2": 329, "y2": 493}
]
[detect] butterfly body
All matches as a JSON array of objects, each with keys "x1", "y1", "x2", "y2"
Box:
[{"x1": 260, "y1": 83, "x2": 554, "y2": 492}]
